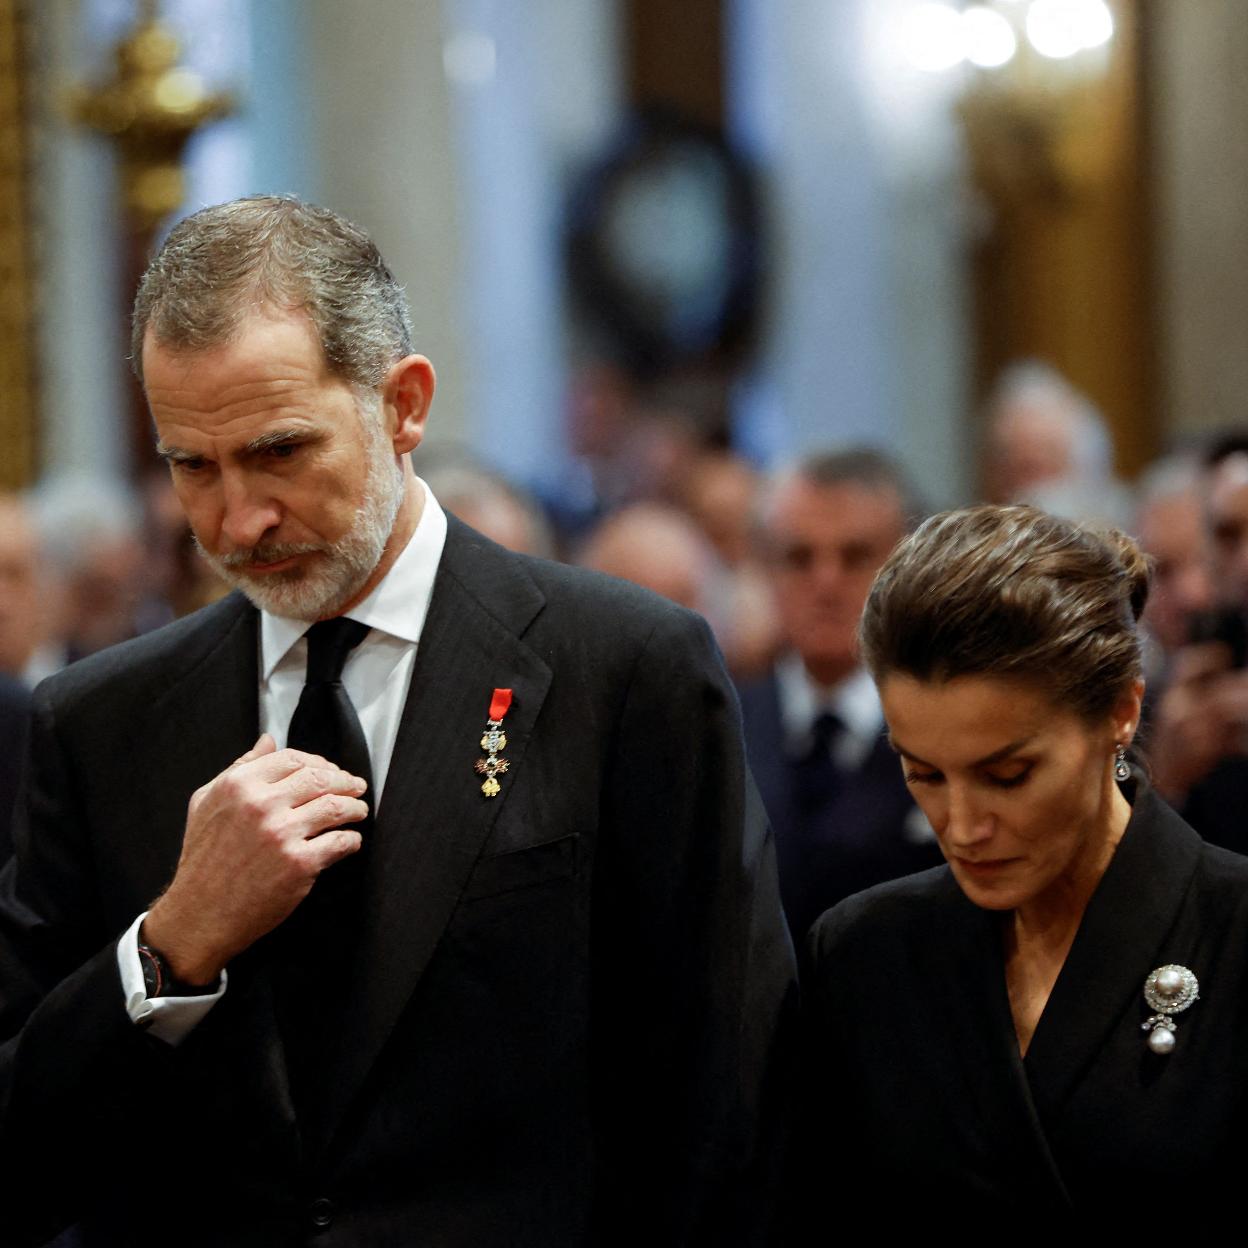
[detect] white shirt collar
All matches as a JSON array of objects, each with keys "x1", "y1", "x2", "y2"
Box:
[
  {"x1": 774, "y1": 652, "x2": 884, "y2": 764},
  {"x1": 259, "y1": 478, "x2": 447, "y2": 680}
]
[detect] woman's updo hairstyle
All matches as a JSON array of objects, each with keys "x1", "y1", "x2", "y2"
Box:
[{"x1": 859, "y1": 504, "x2": 1151, "y2": 720}]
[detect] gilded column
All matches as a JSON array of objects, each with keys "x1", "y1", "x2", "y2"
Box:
[{"x1": 0, "y1": 0, "x2": 37, "y2": 488}]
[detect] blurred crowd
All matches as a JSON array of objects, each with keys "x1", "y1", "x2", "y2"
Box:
[{"x1": 2, "y1": 355, "x2": 1246, "y2": 923}]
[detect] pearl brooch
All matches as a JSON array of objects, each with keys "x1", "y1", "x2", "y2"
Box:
[{"x1": 1141, "y1": 964, "x2": 1199, "y2": 1056}]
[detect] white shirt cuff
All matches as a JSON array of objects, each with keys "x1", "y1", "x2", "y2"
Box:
[{"x1": 117, "y1": 911, "x2": 227, "y2": 1047}]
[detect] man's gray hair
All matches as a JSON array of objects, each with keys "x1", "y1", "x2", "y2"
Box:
[
  {"x1": 760, "y1": 447, "x2": 927, "y2": 534},
  {"x1": 986, "y1": 359, "x2": 1112, "y2": 482},
  {"x1": 131, "y1": 195, "x2": 414, "y2": 391}
]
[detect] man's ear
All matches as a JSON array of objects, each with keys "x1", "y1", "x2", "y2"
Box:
[{"x1": 382, "y1": 355, "x2": 436, "y2": 455}]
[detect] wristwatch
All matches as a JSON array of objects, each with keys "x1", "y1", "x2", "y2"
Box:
[{"x1": 136, "y1": 942, "x2": 218, "y2": 998}]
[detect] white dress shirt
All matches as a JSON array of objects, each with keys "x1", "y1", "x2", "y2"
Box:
[
  {"x1": 773, "y1": 653, "x2": 884, "y2": 772},
  {"x1": 772, "y1": 652, "x2": 936, "y2": 845},
  {"x1": 119, "y1": 482, "x2": 448, "y2": 1043}
]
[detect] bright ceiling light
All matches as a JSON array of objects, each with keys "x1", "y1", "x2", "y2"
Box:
[
  {"x1": 1078, "y1": 0, "x2": 1115, "y2": 49},
  {"x1": 902, "y1": 3, "x2": 966, "y2": 73},
  {"x1": 963, "y1": 6, "x2": 1018, "y2": 69},
  {"x1": 1026, "y1": 0, "x2": 1113, "y2": 60}
]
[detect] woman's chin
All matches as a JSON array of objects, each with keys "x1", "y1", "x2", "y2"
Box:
[{"x1": 949, "y1": 858, "x2": 1031, "y2": 910}]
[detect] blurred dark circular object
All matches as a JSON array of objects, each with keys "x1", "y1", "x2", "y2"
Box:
[{"x1": 565, "y1": 110, "x2": 763, "y2": 378}]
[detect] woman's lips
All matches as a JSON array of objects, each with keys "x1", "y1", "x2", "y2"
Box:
[{"x1": 954, "y1": 856, "x2": 1019, "y2": 876}]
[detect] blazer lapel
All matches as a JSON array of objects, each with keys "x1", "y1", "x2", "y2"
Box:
[
  {"x1": 934, "y1": 879, "x2": 1074, "y2": 1205},
  {"x1": 1022, "y1": 779, "x2": 1203, "y2": 1127},
  {"x1": 313, "y1": 521, "x2": 552, "y2": 1153}
]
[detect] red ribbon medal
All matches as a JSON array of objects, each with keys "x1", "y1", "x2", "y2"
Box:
[{"x1": 476, "y1": 687, "x2": 513, "y2": 797}]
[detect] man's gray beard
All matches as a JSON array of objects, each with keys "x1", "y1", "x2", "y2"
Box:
[{"x1": 195, "y1": 434, "x2": 405, "y2": 621}]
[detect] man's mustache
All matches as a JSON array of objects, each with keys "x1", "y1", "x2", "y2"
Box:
[{"x1": 194, "y1": 537, "x2": 325, "y2": 569}]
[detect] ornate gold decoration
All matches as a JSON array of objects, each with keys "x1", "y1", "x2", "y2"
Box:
[
  {"x1": 69, "y1": 0, "x2": 235, "y2": 232},
  {"x1": 959, "y1": 63, "x2": 1120, "y2": 208},
  {"x1": 0, "y1": 0, "x2": 37, "y2": 487},
  {"x1": 959, "y1": 1, "x2": 1154, "y2": 479},
  {"x1": 477, "y1": 718, "x2": 510, "y2": 798}
]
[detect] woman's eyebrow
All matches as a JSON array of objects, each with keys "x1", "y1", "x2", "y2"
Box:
[{"x1": 888, "y1": 736, "x2": 1035, "y2": 768}]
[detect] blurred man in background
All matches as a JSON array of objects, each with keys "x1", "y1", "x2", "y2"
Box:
[
  {"x1": 29, "y1": 475, "x2": 148, "y2": 664},
  {"x1": 681, "y1": 452, "x2": 779, "y2": 679},
  {"x1": 1131, "y1": 454, "x2": 1214, "y2": 682},
  {"x1": 422, "y1": 455, "x2": 556, "y2": 559},
  {"x1": 0, "y1": 493, "x2": 60, "y2": 685},
  {"x1": 738, "y1": 448, "x2": 941, "y2": 952},
  {"x1": 1150, "y1": 438, "x2": 1248, "y2": 852},
  {"x1": 981, "y1": 360, "x2": 1130, "y2": 528}
]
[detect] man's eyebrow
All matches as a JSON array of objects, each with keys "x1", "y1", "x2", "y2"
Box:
[
  {"x1": 887, "y1": 736, "x2": 1035, "y2": 769},
  {"x1": 243, "y1": 428, "x2": 311, "y2": 454},
  {"x1": 155, "y1": 428, "x2": 319, "y2": 462},
  {"x1": 154, "y1": 442, "x2": 198, "y2": 464}
]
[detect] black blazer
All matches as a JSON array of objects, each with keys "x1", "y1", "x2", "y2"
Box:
[
  {"x1": 736, "y1": 669, "x2": 941, "y2": 951},
  {"x1": 795, "y1": 776, "x2": 1248, "y2": 1223},
  {"x1": 0, "y1": 519, "x2": 796, "y2": 1247}
]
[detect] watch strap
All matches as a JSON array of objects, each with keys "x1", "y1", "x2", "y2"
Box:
[{"x1": 136, "y1": 942, "x2": 218, "y2": 998}]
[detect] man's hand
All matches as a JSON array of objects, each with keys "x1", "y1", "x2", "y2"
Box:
[
  {"x1": 141, "y1": 734, "x2": 369, "y2": 984},
  {"x1": 1152, "y1": 642, "x2": 1248, "y2": 801}
]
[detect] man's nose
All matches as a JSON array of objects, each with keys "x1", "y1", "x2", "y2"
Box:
[
  {"x1": 1177, "y1": 563, "x2": 1214, "y2": 615},
  {"x1": 220, "y1": 476, "x2": 281, "y2": 550},
  {"x1": 810, "y1": 553, "x2": 847, "y2": 595}
]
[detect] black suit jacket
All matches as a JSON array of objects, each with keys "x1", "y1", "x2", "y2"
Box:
[
  {"x1": 736, "y1": 668, "x2": 941, "y2": 951},
  {"x1": 794, "y1": 776, "x2": 1248, "y2": 1224},
  {"x1": 0, "y1": 519, "x2": 796, "y2": 1247},
  {"x1": 0, "y1": 672, "x2": 30, "y2": 865}
]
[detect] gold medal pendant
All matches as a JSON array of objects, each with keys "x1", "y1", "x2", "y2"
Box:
[
  {"x1": 476, "y1": 688, "x2": 513, "y2": 797},
  {"x1": 475, "y1": 754, "x2": 510, "y2": 797}
]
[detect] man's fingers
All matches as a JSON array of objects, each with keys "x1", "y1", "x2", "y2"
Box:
[
  {"x1": 240, "y1": 745, "x2": 351, "y2": 784},
  {"x1": 295, "y1": 792, "x2": 370, "y2": 836},
  {"x1": 279, "y1": 764, "x2": 368, "y2": 808},
  {"x1": 302, "y1": 827, "x2": 364, "y2": 874}
]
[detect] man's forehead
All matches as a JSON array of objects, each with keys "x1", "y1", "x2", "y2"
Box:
[
  {"x1": 142, "y1": 305, "x2": 325, "y2": 374},
  {"x1": 1209, "y1": 454, "x2": 1248, "y2": 516},
  {"x1": 771, "y1": 477, "x2": 904, "y2": 533}
]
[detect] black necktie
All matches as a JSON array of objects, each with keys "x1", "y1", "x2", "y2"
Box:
[
  {"x1": 286, "y1": 616, "x2": 374, "y2": 799},
  {"x1": 791, "y1": 710, "x2": 844, "y2": 811},
  {"x1": 275, "y1": 617, "x2": 374, "y2": 1119}
]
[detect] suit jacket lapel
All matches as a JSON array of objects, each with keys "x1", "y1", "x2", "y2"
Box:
[
  {"x1": 141, "y1": 598, "x2": 303, "y2": 1166},
  {"x1": 139, "y1": 594, "x2": 260, "y2": 901},
  {"x1": 313, "y1": 520, "x2": 552, "y2": 1154},
  {"x1": 1023, "y1": 779, "x2": 1202, "y2": 1126}
]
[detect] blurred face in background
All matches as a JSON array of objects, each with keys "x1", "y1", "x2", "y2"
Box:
[
  {"x1": 1138, "y1": 486, "x2": 1213, "y2": 653},
  {"x1": 1136, "y1": 489, "x2": 1213, "y2": 655},
  {"x1": 1207, "y1": 454, "x2": 1248, "y2": 613},
  {"x1": 761, "y1": 476, "x2": 905, "y2": 687},
  {"x1": 684, "y1": 453, "x2": 759, "y2": 568},
  {"x1": 983, "y1": 406, "x2": 1074, "y2": 504}
]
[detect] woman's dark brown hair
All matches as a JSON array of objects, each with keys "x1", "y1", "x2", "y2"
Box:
[{"x1": 859, "y1": 504, "x2": 1151, "y2": 720}]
